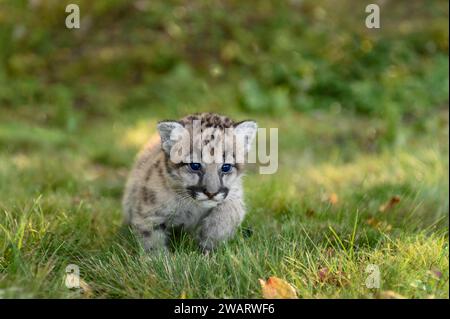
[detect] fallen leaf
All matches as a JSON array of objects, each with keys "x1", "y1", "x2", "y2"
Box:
[
  {"x1": 366, "y1": 217, "x2": 381, "y2": 227},
  {"x1": 321, "y1": 193, "x2": 339, "y2": 205},
  {"x1": 378, "y1": 290, "x2": 406, "y2": 299},
  {"x1": 317, "y1": 267, "x2": 349, "y2": 286},
  {"x1": 366, "y1": 217, "x2": 392, "y2": 232},
  {"x1": 318, "y1": 267, "x2": 330, "y2": 282},
  {"x1": 379, "y1": 195, "x2": 401, "y2": 212},
  {"x1": 259, "y1": 277, "x2": 297, "y2": 299},
  {"x1": 328, "y1": 193, "x2": 339, "y2": 205},
  {"x1": 79, "y1": 279, "x2": 93, "y2": 298}
]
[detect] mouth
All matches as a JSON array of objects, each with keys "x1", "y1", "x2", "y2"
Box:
[{"x1": 196, "y1": 194, "x2": 227, "y2": 203}]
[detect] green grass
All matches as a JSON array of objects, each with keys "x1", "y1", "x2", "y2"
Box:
[
  {"x1": 0, "y1": 108, "x2": 448, "y2": 298},
  {"x1": 0, "y1": 0, "x2": 448, "y2": 298}
]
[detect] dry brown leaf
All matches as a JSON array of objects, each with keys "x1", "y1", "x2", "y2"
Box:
[
  {"x1": 379, "y1": 195, "x2": 401, "y2": 212},
  {"x1": 318, "y1": 267, "x2": 330, "y2": 282},
  {"x1": 259, "y1": 277, "x2": 298, "y2": 299},
  {"x1": 378, "y1": 290, "x2": 406, "y2": 299},
  {"x1": 317, "y1": 267, "x2": 349, "y2": 286}
]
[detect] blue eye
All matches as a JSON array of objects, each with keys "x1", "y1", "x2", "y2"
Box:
[
  {"x1": 221, "y1": 164, "x2": 232, "y2": 173},
  {"x1": 189, "y1": 163, "x2": 202, "y2": 171}
]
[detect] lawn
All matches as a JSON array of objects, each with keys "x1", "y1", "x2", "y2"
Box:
[{"x1": 0, "y1": 0, "x2": 449, "y2": 298}]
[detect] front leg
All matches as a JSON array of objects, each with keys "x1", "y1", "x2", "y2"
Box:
[{"x1": 196, "y1": 199, "x2": 246, "y2": 252}]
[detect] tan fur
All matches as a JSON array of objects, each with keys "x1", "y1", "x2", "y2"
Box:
[{"x1": 122, "y1": 113, "x2": 257, "y2": 252}]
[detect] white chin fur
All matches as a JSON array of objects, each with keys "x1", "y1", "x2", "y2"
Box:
[
  {"x1": 196, "y1": 193, "x2": 209, "y2": 201},
  {"x1": 196, "y1": 192, "x2": 226, "y2": 202},
  {"x1": 199, "y1": 200, "x2": 220, "y2": 208}
]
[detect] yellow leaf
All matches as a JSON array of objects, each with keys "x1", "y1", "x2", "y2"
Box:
[
  {"x1": 366, "y1": 217, "x2": 392, "y2": 232},
  {"x1": 79, "y1": 279, "x2": 93, "y2": 298},
  {"x1": 259, "y1": 276, "x2": 297, "y2": 299},
  {"x1": 329, "y1": 193, "x2": 339, "y2": 205}
]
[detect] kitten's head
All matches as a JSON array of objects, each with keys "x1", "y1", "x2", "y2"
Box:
[{"x1": 157, "y1": 113, "x2": 257, "y2": 208}]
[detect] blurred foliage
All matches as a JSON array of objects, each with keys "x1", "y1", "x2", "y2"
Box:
[{"x1": 0, "y1": 0, "x2": 448, "y2": 130}]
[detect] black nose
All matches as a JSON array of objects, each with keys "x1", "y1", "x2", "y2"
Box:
[
  {"x1": 203, "y1": 190, "x2": 219, "y2": 199},
  {"x1": 202, "y1": 188, "x2": 229, "y2": 199}
]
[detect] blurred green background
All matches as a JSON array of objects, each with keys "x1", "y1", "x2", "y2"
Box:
[
  {"x1": 0, "y1": 0, "x2": 448, "y2": 124},
  {"x1": 0, "y1": 0, "x2": 448, "y2": 298}
]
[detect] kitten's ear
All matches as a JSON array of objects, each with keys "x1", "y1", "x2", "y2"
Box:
[
  {"x1": 233, "y1": 120, "x2": 258, "y2": 153},
  {"x1": 157, "y1": 121, "x2": 185, "y2": 154}
]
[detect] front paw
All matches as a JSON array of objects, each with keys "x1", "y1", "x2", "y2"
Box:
[
  {"x1": 200, "y1": 246, "x2": 212, "y2": 256},
  {"x1": 196, "y1": 208, "x2": 241, "y2": 253},
  {"x1": 197, "y1": 233, "x2": 217, "y2": 254},
  {"x1": 197, "y1": 225, "x2": 233, "y2": 253}
]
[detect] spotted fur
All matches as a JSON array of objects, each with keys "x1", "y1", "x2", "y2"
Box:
[{"x1": 122, "y1": 113, "x2": 257, "y2": 252}]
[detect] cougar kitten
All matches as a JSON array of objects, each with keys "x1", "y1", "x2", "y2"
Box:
[{"x1": 123, "y1": 113, "x2": 257, "y2": 252}]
